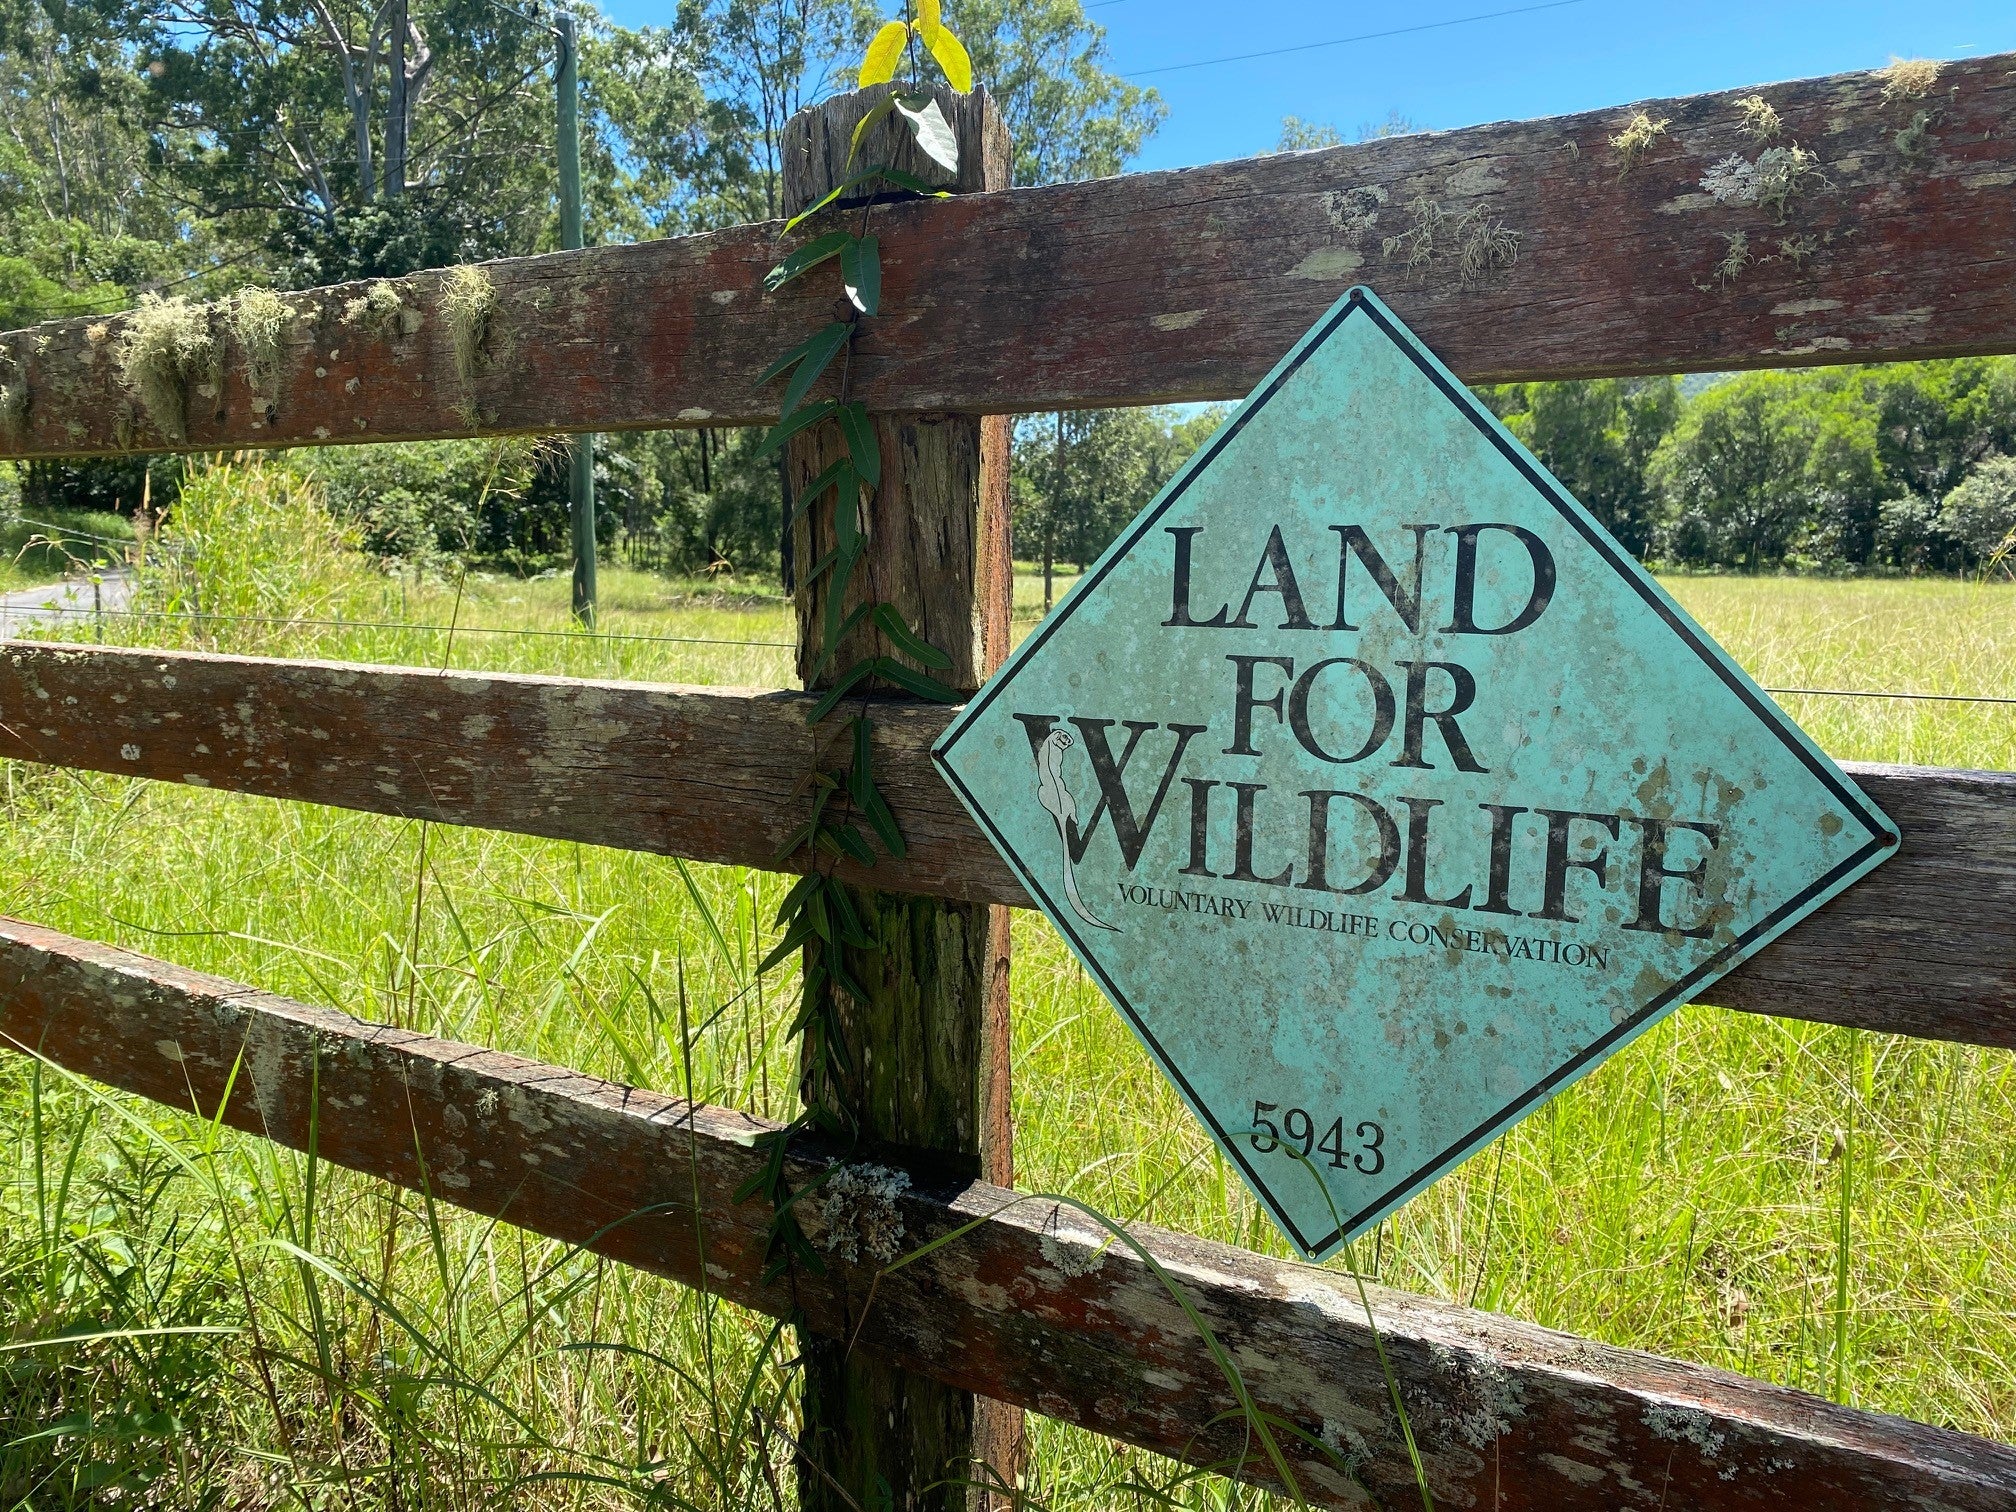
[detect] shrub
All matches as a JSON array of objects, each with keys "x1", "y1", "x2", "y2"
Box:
[{"x1": 1940, "y1": 454, "x2": 2016, "y2": 566}]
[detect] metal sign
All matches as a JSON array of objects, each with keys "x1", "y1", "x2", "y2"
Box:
[{"x1": 933, "y1": 287, "x2": 1897, "y2": 1261}]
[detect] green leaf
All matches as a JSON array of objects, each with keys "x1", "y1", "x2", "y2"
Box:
[
  {"x1": 758, "y1": 321, "x2": 842, "y2": 386},
  {"x1": 764, "y1": 230, "x2": 851, "y2": 292},
  {"x1": 848, "y1": 95, "x2": 899, "y2": 166},
  {"x1": 758, "y1": 913, "x2": 817, "y2": 973},
  {"x1": 773, "y1": 871, "x2": 821, "y2": 929},
  {"x1": 834, "y1": 480, "x2": 862, "y2": 554},
  {"x1": 831, "y1": 825, "x2": 876, "y2": 867},
  {"x1": 806, "y1": 887, "x2": 833, "y2": 944},
  {"x1": 871, "y1": 603, "x2": 953, "y2": 670},
  {"x1": 847, "y1": 716, "x2": 873, "y2": 807},
  {"x1": 791, "y1": 458, "x2": 856, "y2": 526},
  {"x1": 861, "y1": 781, "x2": 906, "y2": 859},
  {"x1": 840, "y1": 236, "x2": 881, "y2": 316},
  {"x1": 827, "y1": 881, "x2": 871, "y2": 947},
  {"x1": 872, "y1": 657, "x2": 959, "y2": 703},
  {"x1": 822, "y1": 541, "x2": 864, "y2": 650},
  {"x1": 803, "y1": 545, "x2": 839, "y2": 584},
  {"x1": 807, "y1": 659, "x2": 876, "y2": 724},
  {"x1": 894, "y1": 95, "x2": 959, "y2": 174},
  {"x1": 754, "y1": 400, "x2": 836, "y2": 461},
  {"x1": 838, "y1": 403, "x2": 881, "y2": 486},
  {"x1": 808, "y1": 603, "x2": 869, "y2": 682},
  {"x1": 775, "y1": 322, "x2": 851, "y2": 420}
]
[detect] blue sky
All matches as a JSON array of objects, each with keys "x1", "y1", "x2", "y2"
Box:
[
  {"x1": 596, "y1": 1, "x2": 2016, "y2": 174},
  {"x1": 1096, "y1": 0, "x2": 2015, "y2": 172}
]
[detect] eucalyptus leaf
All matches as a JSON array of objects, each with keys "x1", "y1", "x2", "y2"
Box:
[
  {"x1": 791, "y1": 458, "x2": 856, "y2": 526},
  {"x1": 753, "y1": 399, "x2": 836, "y2": 461},
  {"x1": 840, "y1": 236, "x2": 882, "y2": 316},
  {"x1": 893, "y1": 96, "x2": 959, "y2": 174},
  {"x1": 871, "y1": 602, "x2": 953, "y2": 670},
  {"x1": 837, "y1": 402, "x2": 881, "y2": 485},
  {"x1": 871, "y1": 657, "x2": 959, "y2": 703},
  {"x1": 778, "y1": 321, "x2": 851, "y2": 420},
  {"x1": 763, "y1": 230, "x2": 850, "y2": 292},
  {"x1": 809, "y1": 604, "x2": 869, "y2": 682},
  {"x1": 807, "y1": 659, "x2": 875, "y2": 724}
]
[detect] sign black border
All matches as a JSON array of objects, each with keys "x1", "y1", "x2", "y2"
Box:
[{"x1": 934, "y1": 289, "x2": 1897, "y2": 1258}]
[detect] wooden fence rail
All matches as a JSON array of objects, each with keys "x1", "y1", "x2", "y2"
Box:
[
  {"x1": 1, "y1": 53, "x2": 2014, "y2": 458},
  {"x1": 0, "y1": 640, "x2": 2007, "y2": 1049},
  {"x1": 3, "y1": 916, "x2": 2013, "y2": 1512}
]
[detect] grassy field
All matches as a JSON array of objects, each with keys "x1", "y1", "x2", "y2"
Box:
[{"x1": 0, "y1": 467, "x2": 2011, "y2": 1506}]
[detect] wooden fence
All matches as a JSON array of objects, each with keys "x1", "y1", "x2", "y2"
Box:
[{"x1": 0, "y1": 51, "x2": 2014, "y2": 1512}]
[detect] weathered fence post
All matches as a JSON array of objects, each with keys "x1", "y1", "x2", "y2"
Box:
[{"x1": 781, "y1": 84, "x2": 1020, "y2": 1512}]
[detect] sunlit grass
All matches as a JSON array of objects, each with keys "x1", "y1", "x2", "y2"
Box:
[{"x1": 0, "y1": 513, "x2": 2011, "y2": 1503}]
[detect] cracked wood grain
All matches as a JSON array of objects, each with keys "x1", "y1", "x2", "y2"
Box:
[
  {"x1": 2, "y1": 53, "x2": 2014, "y2": 458},
  {"x1": 0, "y1": 641, "x2": 2006, "y2": 1047},
  {"x1": 0, "y1": 917, "x2": 2010, "y2": 1511}
]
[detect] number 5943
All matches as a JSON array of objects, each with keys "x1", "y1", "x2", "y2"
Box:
[{"x1": 1250, "y1": 1101, "x2": 1384, "y2": 1175}]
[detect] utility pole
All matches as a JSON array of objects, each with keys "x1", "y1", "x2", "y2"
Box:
[{"x1": 556, "y1": 12, "x2": 596, "y2": 627}]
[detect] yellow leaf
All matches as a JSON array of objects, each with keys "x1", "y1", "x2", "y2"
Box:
[
  {"x1": 916, "y1": 0, "x2": 941, "y2": 28},
  {"x1": 859, "y1": 21, "x2": 908, "y2": 87},
  {"x1": 919, "y1": 19, "x2": 972, "y2": 93}
]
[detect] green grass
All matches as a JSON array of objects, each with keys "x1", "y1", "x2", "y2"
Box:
[{"x1": 0, "y1": 474, "x2": 2011, "y2": 1505}]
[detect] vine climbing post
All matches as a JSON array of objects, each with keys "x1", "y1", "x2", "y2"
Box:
[{"x1": 780, "y1": 82, "x2": 1020, "y2": 1512}]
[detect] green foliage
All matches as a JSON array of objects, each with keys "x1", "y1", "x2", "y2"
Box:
[
  {"x1": 1011, "y1": 405, "x2": 1224, "y2": 592},
  {"x1": 1488, "y1": 377, "x2": 1679, "y2": 557},
  {"x1": 951, "y1": 0, "x2": 1162, "y2": 183},
  {"x1": 305, "y1": 437, "x2": 537, "y2": 566},
  {"x1": 133, "y1": 457, "x2": 385, "y2": 635},
  {"x1": 1938, "y1": 454, "x2": 2016, "y2": 568}
]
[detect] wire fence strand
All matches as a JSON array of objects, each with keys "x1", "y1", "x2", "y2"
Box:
[{"x1": 1, "y1": 604, "x2": 2012, "y2": 704}]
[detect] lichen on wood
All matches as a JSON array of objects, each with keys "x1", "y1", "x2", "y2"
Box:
[
  {"x1": 0, "y1": 342, "x2": 25, "y2": 436},
  {"x1": 116, "y1": 295, "x2": 216, "y2": 442},
  {"x1": 1609, "y1": 111, "x2": 1670, "y2": 172},
  {"x1": 1700, "y1": 145, "x2": 1824, "y2": 222},
  {"x1": 229, "y1": 287, "x2": 290, "y2": 400},
  {"x1": 1734, "y1": 94, "x2": 1782, "y2": 141},
  {"x1": 441, "y1": 265, "x2": 497, "y2": 391},
  {"x1": 1381, "y1": 197, "x2": 1521, "y2": 284},
  {"x1": 1880, "y1": 56, "x2": 1942, "y2": 101},
  {"x1": 344, "y1": 279, "x2": 418, "y2": 338}
]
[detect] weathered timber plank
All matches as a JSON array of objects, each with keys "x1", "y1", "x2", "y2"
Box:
[
  {"x1": 0, "y1": 642, "x2": 2008, "y2": 1046},
  {"x1": 2, "y1": 54, "x2": 2014, "y2": 458},
  {"x1": 1, "y1": 917, "x2": 2010, "y2": 1512}
]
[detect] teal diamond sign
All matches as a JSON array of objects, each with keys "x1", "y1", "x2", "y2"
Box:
[{"x1": 933, "y1": 287, "x2": 1897, "y2": 1261}]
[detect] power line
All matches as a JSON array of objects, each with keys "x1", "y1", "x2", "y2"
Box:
[
  {"x1": 1126, "y1": 0, "x2": 1593, "y2": 78},
  {"x1": 0, "y1": 605, "x2": 2009, "y2": 706},
  {"x1": 1764, "y1": 685, "x2": 2016, "y2": 708}
]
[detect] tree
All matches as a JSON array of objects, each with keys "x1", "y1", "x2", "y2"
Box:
[
  {"x1": 0, "y1": 0, "x2": 193, "y2": 323},
  {"x1": 681, "y1": 0, "x2": 877, "y2": 221},
  {"x1": 955, "y1": 0, "x2": 1161, "y2": 184},
  {"x1": 1937, "y1": 453, "x2": 2016, "y2": 571},
  {"x1": 1490, "y1": 378, "x2": 1679, "y2": 557},
  {"x1": 1012, "y1": 404, "x2": 1222, "y2": 604},
  {"x1": 1649, "y1": 371, "x2": 1845, "y2": 569}
]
